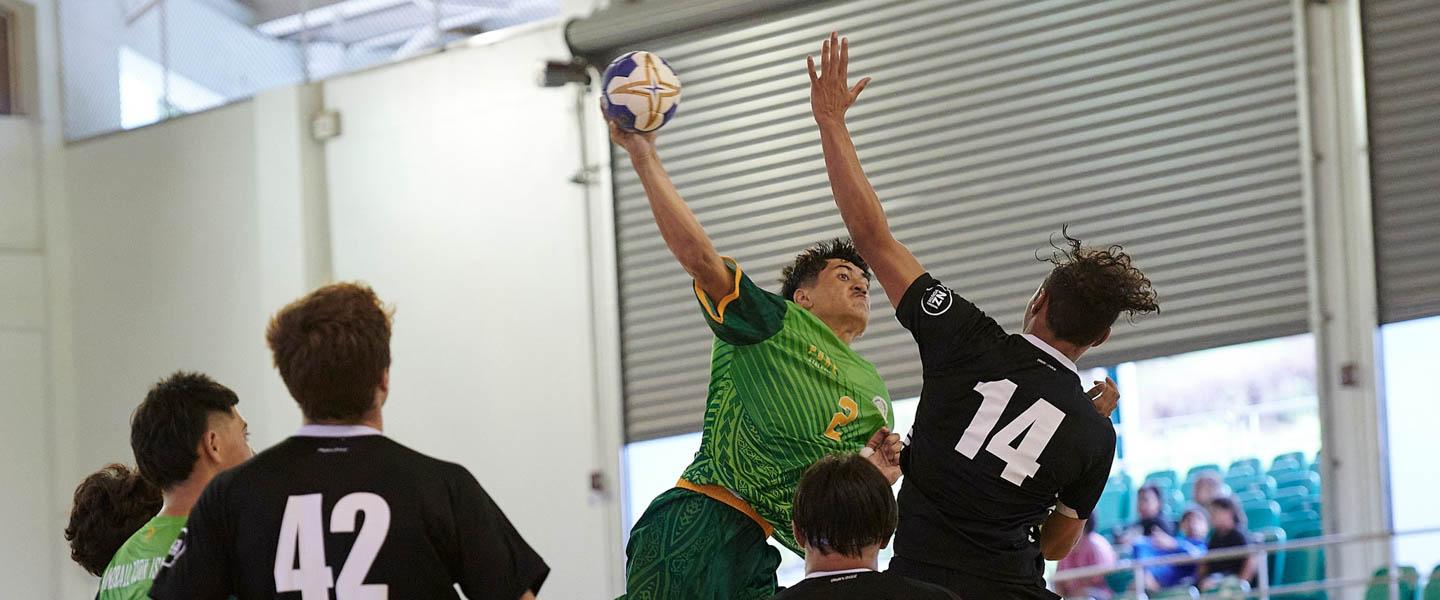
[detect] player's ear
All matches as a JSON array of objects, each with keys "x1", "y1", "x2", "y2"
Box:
[
  {"x1": 1091, "y1": 326, "x2": 1112, "y2": 348},
  {"x1": 379, "y1": 368, "x2": 390, "y2": 394},
  {"x1": 793, "y1": 288, "x2": 813, "y2": 309},
  {"x1": 201, "y1": 429, "x2": 223, "y2": 464},
  {"x1": 791, "y1": 524, "x2": 805, "y2": 548}
]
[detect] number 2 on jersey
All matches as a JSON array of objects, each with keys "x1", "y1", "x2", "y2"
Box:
[
  {"x1": 955, "y1": 380, "x2": 1065, "y2": 486},
  {"x1": 275, "y1": 492, "x2": 390, "y2": 599},
  {"x1": 823, "y1": 396, "x2": 859, "y2": 441}
]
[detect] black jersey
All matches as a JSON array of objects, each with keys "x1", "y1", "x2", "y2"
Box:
[
  {"x1": 773, "y1": 569, "x2": 960, "y2": 600},
  {"x1": 149, "y1": 426, "x2": 548, "y2": 600},
  {"x1": 892, "y1": 274, "x2": 1116, "y2": 587}
]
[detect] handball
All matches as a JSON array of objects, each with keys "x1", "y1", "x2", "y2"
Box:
[{"x1": 601, "y1": 51, "x2": 682, "y2": 133}]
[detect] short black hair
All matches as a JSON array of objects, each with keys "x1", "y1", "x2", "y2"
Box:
[
  {"x1": 1209, "y1": 496, "x2": 1246, "y2": 528},
  {"x1": 130, "y1": 372, "x2": 240, "y2": 490},
  {"x1": 792, "y1": 453, "x2": 897, "y2": 558},
  {"x1": 780, "y1": 238, "x2": 871, "y2": 302},
  {"x1": 1039, "y1": 227, "x2": 1160, "y2": 346}
]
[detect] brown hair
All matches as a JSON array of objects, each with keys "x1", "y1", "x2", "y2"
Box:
[
  {"x1": 1040, "y1": 228, "x2": 1160, "y2": 346},
  {"x1": 267, "y1": 282, "x2": 392, "y2": 422},
  {"x1": 64, "y1": 464, "x2": 162, "y2": 576},
  {"x1": 792, "y1": 453, "x2": 897, "y2": 558}
]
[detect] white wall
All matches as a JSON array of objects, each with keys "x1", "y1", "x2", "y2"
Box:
[
  {"x1": 0, "y1": 113, "x2": 55, "y2": 598},
  {"x1": 320, "y1": 20, "x2": 616, "y2": 598}
]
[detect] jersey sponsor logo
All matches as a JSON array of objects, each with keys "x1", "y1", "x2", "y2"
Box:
[
  {"x1": 161, "y1": 529, "x2": 188, "y2": 568},
  {"x1": 871, "y1": 396, "x2": 889, "y2": 421},
  {"x1": 921, "y1": 285, "x2": 953, "y2": 316}
]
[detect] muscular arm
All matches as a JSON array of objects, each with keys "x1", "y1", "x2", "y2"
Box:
[
  {"x1": 1039, "y1": 511, "x2": 1087, "y2": 561},
  {"x1": 809, "y1": 33, "x2": 925, "y2": 308},
  {"x1": 610, "y1": 122, "x2": 732, "y2": 302}
]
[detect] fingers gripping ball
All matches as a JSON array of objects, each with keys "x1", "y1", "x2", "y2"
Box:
[{"x1": 601, "y1": 51, "x2": 682, "y2": 133}]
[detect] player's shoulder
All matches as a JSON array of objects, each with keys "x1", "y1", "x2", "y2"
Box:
[{"x1": 886, "y1": 572, "x2": 963, "y2": 599}]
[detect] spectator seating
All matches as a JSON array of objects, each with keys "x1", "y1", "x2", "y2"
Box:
[
  {"x1": 1423, "y1": 565, "x2": 1440, "y2": 600},
  {"x1": 1364, "y1": 566, "x2": 1420, "y2": 600}
]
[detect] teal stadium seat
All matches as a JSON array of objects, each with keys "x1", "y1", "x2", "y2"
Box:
[
  {"x1": 1274, "y1": 486, "x2": 1313, "y2": 512},
  {"x1": 1106, "y1": 568, "x2": 1135, "y2": 594},
  {"x1": 1275, "y1": 471, "x2": 1321, "y2": 496},
  {"x1": 1254, "y1": 526, "x2": 1288, "y2": 586},
  {"x1": 1187, "y1": 464, "x2": 1221, "y2": 480},
  {"x1": 1276, "y1": 524, "x2": 1326, "y2": 600},
  {"x1": 1146, "y1": 469, "x2": 1180, "y2": 491},
  {"x1": 1246, "y1": 501, "x2": 1281, "y2": 530},
  {"x1": 1365, "y1": 566, "x2": 1420, "y2": 600},
  {"x1": 1227, "y1": 474, "x2": 1278, "y2": 499},
  {"x1": 1280, "y1": 510, "x2": 1322, "y2": 539},
  {"x1": 1273, "y1": 451, "x2": 1307, "y2": 470},
  {"x1": 1424, "y1": 565, "x2": 1440, "y2": 600},
  {"x1": 1229, "y1": 458, "x2": 1262, "y2": 476}
]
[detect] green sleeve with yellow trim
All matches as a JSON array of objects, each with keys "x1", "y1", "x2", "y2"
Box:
[{"x1": 693, "y1": 258, "x2": 788, "y2": 345}]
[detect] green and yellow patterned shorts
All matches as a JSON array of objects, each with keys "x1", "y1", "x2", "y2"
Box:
[{"x1": 619, "y1": 486, "x2": 782, "y2": 600}]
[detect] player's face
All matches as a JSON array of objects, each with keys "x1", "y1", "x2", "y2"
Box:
[
  {"x1": 212, "y1": 407, "x2": 254, "y2": 470},
  {"x1": 804, "y1": 260, "x2": 871, "y2": 326}
]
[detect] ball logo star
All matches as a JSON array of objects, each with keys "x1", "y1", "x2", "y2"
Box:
[{"x1": 611, "y1": 53, "x2": 681, "y2": 131}]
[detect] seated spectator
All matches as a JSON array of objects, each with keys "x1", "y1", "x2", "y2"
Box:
[
  {"x1": 1190, "y1": 472, "x2": 1226, "y2": 507},
  {"x1": 1138, "y1": 507, "x2": 1209, "y2": 591},
  {"x1": 1124, "y1": 484, "x2": 1175, "y2": 542},
  {"x1": 774, "y1": 454, "x2": 958, "y2": 600},
  {"x1": 1197, "y1": 497, "x2": 1258, "y2": 591},
  {"x1": 1055, "y1": 518, "x2": 1117, "y2": 599}
]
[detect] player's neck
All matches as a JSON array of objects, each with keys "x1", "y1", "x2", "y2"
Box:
[
  {"x1": 1024, "y1": 327, "x2": 1087, "y2": 364},
  {"x1": 158, "y1": 477, "x2": 207, "y2": 518},
  {"x1": 804, "y1": 547, "x2": 879, "y2": 575},
  {"x1": 305, "y1": 409, "x2": 384, "y2": 432},
  {"x1": 817, "y1": 314, "x2": 865, "y2": 346}
]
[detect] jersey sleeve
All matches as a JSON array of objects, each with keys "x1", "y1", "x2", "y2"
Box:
[
  {"x1": 448, "y1": 466, "x2": 550, "y2": 599},
  {"x1": 1055, "y1": 426, "x2": 1117, "y2": 520},
  {"x1": 894, "y1": 273, "x2": 1008, "y2": 371},
  {"x1": 148, "y1": 477, "x2": 232, "y2": 600},
  {"x1": 694, "y1": 257, "x2": 788, "y2": 346}
]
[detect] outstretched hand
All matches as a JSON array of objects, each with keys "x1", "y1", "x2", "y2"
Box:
[
  {"x1": 602, "y1": 99, "x2": 657, "y2": 159},
  {"x1": 861, "y1": 426, "x2": 904, "y2": 485},
  {"x1": 807, "y1": 31, "x2": 872, "y2": 128}
]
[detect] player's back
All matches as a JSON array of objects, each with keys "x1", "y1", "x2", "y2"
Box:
[
  {"x1": 150, "y1": 427, "x2": 548, "y2": 600},
  {"x1": 893, "y1": 275, "x2": 1116, "y2": 586},
  {"x1": 774, "y1": 570, "x2": 961, "y2": 600}
]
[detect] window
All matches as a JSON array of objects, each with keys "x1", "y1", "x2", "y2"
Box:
[
  {"x1": 1, "y1": 8, "x2": 12, "y2": 115},
  {"x1": 1382, "y1": 315, "x2": 1440, "y2": 567}
]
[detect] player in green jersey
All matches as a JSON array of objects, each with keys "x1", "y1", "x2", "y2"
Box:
[
  {"x1": 607, "y1": 113, "x2": 904, "y2": 600},
  {"x1": 63, "y1": 372, "x2": 252, "y2": 599}
]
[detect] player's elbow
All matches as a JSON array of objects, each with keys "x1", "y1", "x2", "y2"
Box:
[{"x1": 1041, "y1": 541, "x2": 1073, "y2": 561}]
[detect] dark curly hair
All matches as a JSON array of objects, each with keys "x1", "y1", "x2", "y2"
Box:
[
  {"x1": 1039, "y1": 227, "x2": 1159, "y2": 346},
  {"x1": 131, "y1": 371, "x2": 240, "y2": 490},
  {"x1": 267, "y1": 282, "x2": 392, "y2": 422},
  {"x1": 780, "y1": 238, "x2": 872, "y2": 302},
  {"x1": 64, "y1": 464, "x2": 161, "y2": 576}
]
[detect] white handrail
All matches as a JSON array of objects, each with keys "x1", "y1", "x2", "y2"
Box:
[{"x1": 1049, "y1": 525, "x2": 1440, "y2": 599}]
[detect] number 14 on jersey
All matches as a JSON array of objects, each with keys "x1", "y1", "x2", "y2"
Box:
[{"x1": 955, "y1": 380, "x2": 1065, "y2": 486}]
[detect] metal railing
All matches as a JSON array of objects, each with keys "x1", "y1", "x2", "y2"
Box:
[{"x1": 1050, "y1": 525, "x2": 1440, "y2": 599}]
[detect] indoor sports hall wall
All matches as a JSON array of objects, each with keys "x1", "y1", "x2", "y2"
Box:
[
  {"x1": 320, "y1": 21, "x2": 617, "y2": 598},
  {"x1": 23, "y1": 18, "x2": 619, "y2": 598}
]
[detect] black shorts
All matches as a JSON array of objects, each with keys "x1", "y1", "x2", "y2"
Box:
[{"x1": 888, "y1": 556, "x2": 1060, "y2": 600}]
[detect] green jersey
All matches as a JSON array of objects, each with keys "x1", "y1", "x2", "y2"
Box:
[
  {"x1": 96, "y1": 515, "x2": 185, "y2": 599},
  {"x1": 680, "y1": 258, "x2": 892, "y2": 554}
]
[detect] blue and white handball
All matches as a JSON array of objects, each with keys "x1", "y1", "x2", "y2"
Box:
[{"x1": 601, "y1": 51, "x2": 682, "y2": 133}]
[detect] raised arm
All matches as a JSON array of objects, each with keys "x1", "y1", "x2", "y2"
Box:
[
  {"x1": 606, "y1": 118, "x2": 732, "y2": 302},
  {"x1": 808, "y1": 32, "x2": 925, "y2": 308}
]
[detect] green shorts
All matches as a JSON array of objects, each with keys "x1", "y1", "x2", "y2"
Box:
[{"x1": 620, "y1": 487, "x2": 782, "y2": 600}]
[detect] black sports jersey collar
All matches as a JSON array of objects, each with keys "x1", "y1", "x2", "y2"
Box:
[
  {"x1": 1021, "y1": 334, "x2": 1079, "y2": 375},
  {"x1": 804, "y1": 568, "x2": 874, "y2": 580},
  {"x1": 294, "y1": 424, "x2": 384, "y2": 438}
]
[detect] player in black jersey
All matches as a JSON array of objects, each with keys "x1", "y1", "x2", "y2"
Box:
[
  {"x1": 150, "y1": 283, "x2": 548, "y2": 600},
  {"x1": 807, "y1": 33, "x2": 1160, "y2": 598},
  {"x1": 775, "y1": 454, "x2": 958, "y2": 600}
]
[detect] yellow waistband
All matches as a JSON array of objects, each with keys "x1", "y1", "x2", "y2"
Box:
[{"x1": 676, "y1": 479, "x2": 775, "y2": 538}]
